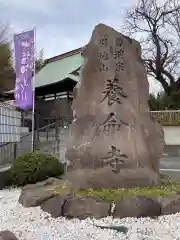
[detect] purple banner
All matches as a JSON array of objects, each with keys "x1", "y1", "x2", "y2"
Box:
[{"x1": 14, "y1": 30, "x2": 34, "y2": 110}]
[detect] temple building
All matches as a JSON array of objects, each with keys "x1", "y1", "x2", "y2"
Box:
[{"x1": 6, "y1": 47, "x2": 83, "y2": 129}]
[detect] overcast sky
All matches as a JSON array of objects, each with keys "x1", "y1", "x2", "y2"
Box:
[{"x1": 0, "y1": 0, "x2": 162, "y2": 93}]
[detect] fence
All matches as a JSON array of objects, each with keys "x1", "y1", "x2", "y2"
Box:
[
  {"x1": 150, "y1": 110, "x2": 180, "y2": 126},
  {"x1": 0, "y1": 117, "x2": 71, "y2": 166},
  {"x1": 0, "y1": 103, "x2": 21, "y2": 166},
  {"x1": 0, "y1": 103, "x2": 21, "y2": 143}
]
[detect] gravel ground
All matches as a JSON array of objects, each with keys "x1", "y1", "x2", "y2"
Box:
[{"x1": 0, "y1": 188, "x2": 180, "y2": 240}]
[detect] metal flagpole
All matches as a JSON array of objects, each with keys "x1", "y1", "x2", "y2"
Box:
[{"x1": 31, "y1": 27, "x2": 36, "y2": 152}]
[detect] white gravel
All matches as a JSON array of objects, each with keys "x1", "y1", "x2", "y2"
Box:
[{"x1": 0, "y1": 188, "x2": 180, "y2": 240}]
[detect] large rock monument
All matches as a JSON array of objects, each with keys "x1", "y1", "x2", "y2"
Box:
[{"x1": 65, "y1": 24, "x2": 165, "y2": 188}]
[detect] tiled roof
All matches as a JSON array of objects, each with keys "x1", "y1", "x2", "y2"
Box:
[{"x1": 33, "y1": 48, "x2": 83, "y2": 88}]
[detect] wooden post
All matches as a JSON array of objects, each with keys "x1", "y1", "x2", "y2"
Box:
[{"x1": 13, "y1": 143, "x2": 17, "y2": 160}]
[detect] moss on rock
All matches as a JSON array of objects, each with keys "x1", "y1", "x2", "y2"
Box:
[{"x1": 54, "y1": 175, "x2": 180, "y2": 202}]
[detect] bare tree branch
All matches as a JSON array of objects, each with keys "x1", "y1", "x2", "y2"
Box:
[
  {"x1": 122, "y1": 0, "x2": 180, "y2": 95},
  {"x1": 0, "y1": 22, "x2": 14, "y2": 96}
]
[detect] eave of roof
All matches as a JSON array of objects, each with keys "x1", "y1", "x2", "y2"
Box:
[
  {"x1": 45, "y1": 47, "x2": 82, "y2": 64},
  {"x1": 33, "y1": 48, "x2": 83, "y2": 88}
]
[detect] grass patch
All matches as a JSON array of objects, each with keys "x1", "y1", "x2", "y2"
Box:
[
  {"x1": 76, "y1": 184, "x2": 179, "y2": 202},
  {"x1": 55, "y1": 174, "x2": 180, "y2": 202}
]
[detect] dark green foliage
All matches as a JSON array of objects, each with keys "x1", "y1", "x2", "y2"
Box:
[
  {"x1": 10, "y1": 151, "x2": 64, "y2": 186},
  {"x1": 149, "y1": 93, "x2": 161, "y2": 110},
  {"x1": 149, "y1": 91, "x2": 180, "y2": 110},
  {"x1": 0, "y1": 23, "x2": 15, "y2": 96},
  {"x1": 160, "y1": 91, "x2": 180, "y2": 110},
  {"x1": 35, "y1": 49, "x2": 45, "y2": 74}
]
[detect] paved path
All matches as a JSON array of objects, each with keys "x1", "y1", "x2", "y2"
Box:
[
  {"x1": 160, "y1": 156, "x2": 180, "y2": 180},
  {"x1": 160, "y1": 156, "x2": 180, "y2": 169}
]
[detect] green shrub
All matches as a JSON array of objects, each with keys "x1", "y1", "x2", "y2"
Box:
[{"x1": 10, "y1": 151, "x2": 64, "y2": 186}]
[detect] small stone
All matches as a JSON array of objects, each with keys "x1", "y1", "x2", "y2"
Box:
[
  {"x1": 0, "y1": 230, "x2": 18, "y2": 240},
  {"x1": 18, "y1": 178, "x2": 66, "y2": 207},
  {"x1": 63, "y1": 196, "x2": 111, "y2": 219},
  {"x1": 160, "y1": 195, "x2": 180, "y2": 215},
  {"x1": 18, "y1": 178, "x2": 74, "y2": 208},
  {"x1": 41, "y1": 196, "x2": 67, "y2": 218},
  {"x1": 114, "y1": 196, "x2": 162, "y2": 218},
  {"x1": 19, "y1": 188, "x2": 56, "y2": 207}
]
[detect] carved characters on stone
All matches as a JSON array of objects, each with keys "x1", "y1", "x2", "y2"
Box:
[
  {"x1": 98, "y1": 36, "x2": 125, "y2": 72},
  {"x1": 99, "y1": 52, "x2": 109, "y2": 60},
  {"x1": 115, "y1": 37, "x2": 124, "y2": 72},
  {"x1": 66, "y1": 24, "x2": 164, "y2": 186},
  {"x1": 101, "y1": 145, "x2": 128, "y2": 173},
  {"x1": 96, "y1": 112, "x2": 128, "y2": 136},
  {"x1": 114, "y1": 49, "x2": 124, "y2": 60},
  {"x1": 101, "y1": 77, "x2": 127, "y2": 105},
  {"x1": 99, "y1": 36, "x2": 109, "y2": 72},
  {"x1": 116, "y1": 62, "x2": 124, "y2": 72},
  {"x1": 115, "y1": 38, "x2": 123, "y2": 47},
  {"x1": 99, "y1": 36, "x2": 108, "y2": 48},
  {"x1": 99, "y1": 64, "x2": 108, "y2": 72}
]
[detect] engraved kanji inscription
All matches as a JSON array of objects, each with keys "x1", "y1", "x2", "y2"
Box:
[
  {"x1": 116, "y1": 38, "x2": 123, "y2": 48},
  {"x1": 114, "y1": 49, "x2": 124, "y2": 60},
  {"x1": 83, "y1": 71, "x2": 88, "y2": 76},
  {"x1": 99, "y1": 63, "x2": 108, "y2": 72},
  {"x1": 116, "y1": 61, "x2": 124, "y2": 72},
  {"x1": 99, "y1": 36, "x2": 108, "y2": 48},
  {"x1": 97, "y1": 113, "x2": 128, "y2": 136},
  {"x1": 99, "y1": 52, "x2": 109, "y2": 60},
  {"x1": 101, "y1": 77, "x2": 127, "y2": 105},
  {"x1": 101, "y1": 146, "x2": 128, "y2": 173}
]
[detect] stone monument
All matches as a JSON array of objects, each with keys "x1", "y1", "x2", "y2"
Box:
[{"x1": 65, "y1": 24, "x2": 165, "y2": 188}]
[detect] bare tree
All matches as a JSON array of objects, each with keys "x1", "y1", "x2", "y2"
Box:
[
  {"x1": 123, "y1": 0, "x2": 180, "y2": 95},
  {"x1": 35, "y1": 49, "x2": 45, "y2": 74},
  {"x1": 0, "y1": 22, "x2": 15, "y2": 96}
]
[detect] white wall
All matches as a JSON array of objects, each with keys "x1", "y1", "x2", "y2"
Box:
[
  {"x1": 0, "y1": 104, "x2": 21, "y2": 143},
  {"x1": 163, "y1": 126, "x2": 180, "y2": 145}
]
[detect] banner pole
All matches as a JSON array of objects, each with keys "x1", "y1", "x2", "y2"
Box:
[{"x1": 31, "y1": 27, "x2": 36, "y2": 152}]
